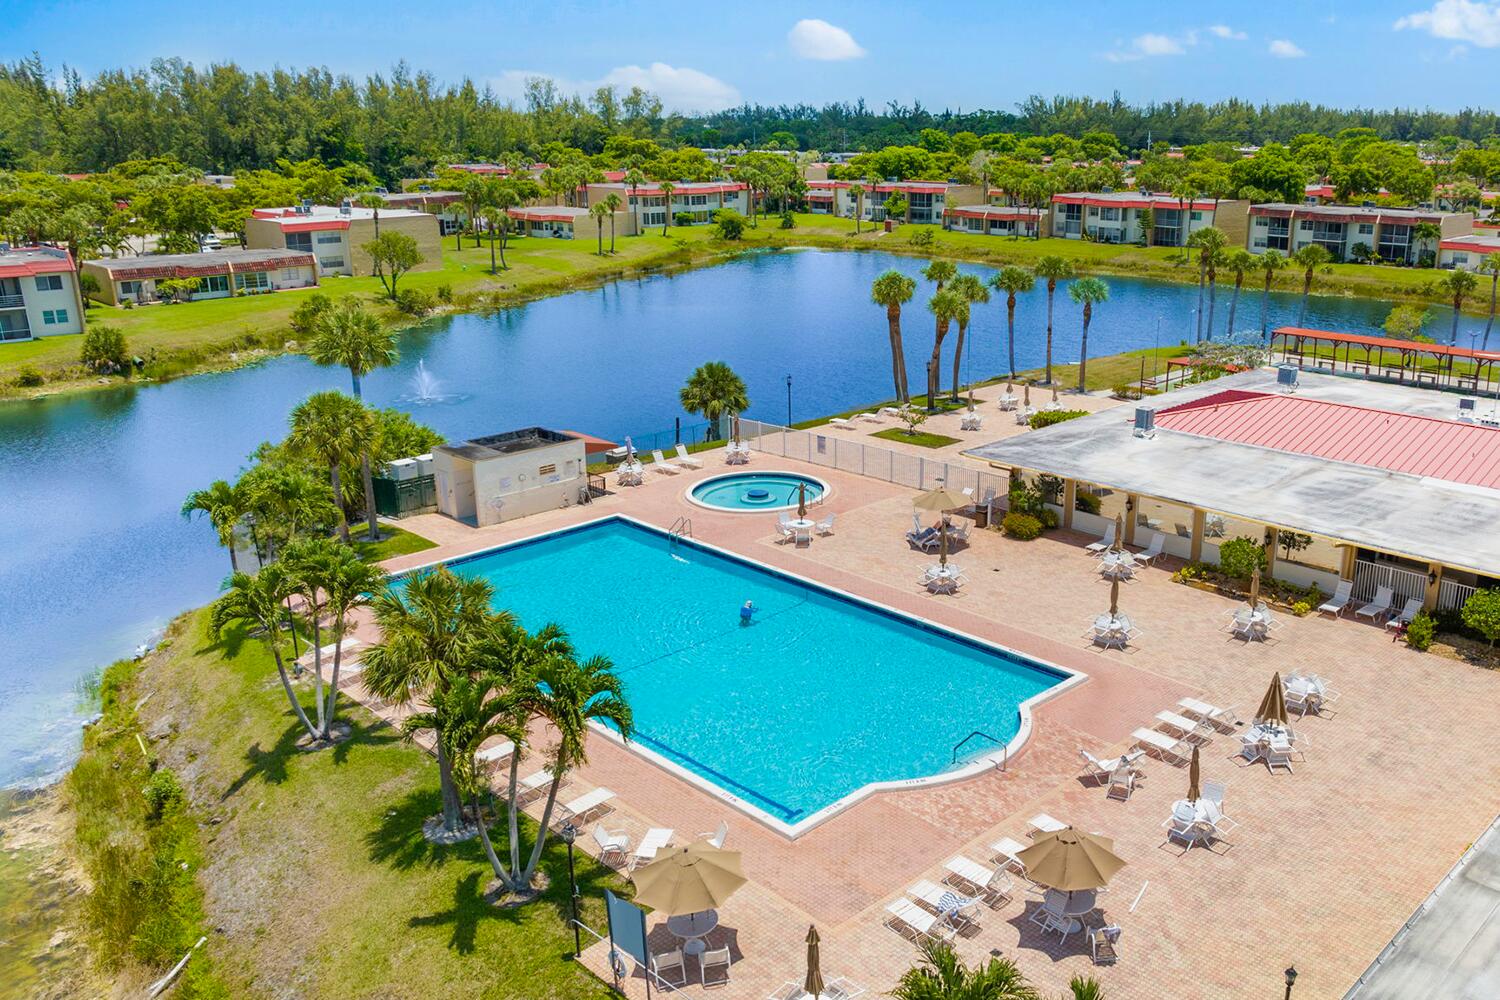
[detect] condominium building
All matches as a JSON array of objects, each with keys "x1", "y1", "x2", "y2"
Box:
[
  {"x1": 1437, "y1": 233, "x2": 1500, "y2": 270},
  {"x1": 943, "y1": 204, "x2": 1048, "y2": 238},
  {"x1": 0, "y1": 245, "x2": 84, "y2": 342},
  {"x1": 805, "y1": 181, "x2": 984, "y2": 225},
  {"x1": 507, "y1": 206, "x2": 637, "y2": 241},
  {"x1": 584, "y1": 181, "x2": 748, "y2": 227},
  {"x1": 378, "y1": 190, "x2": 467, "y2": 236},
  {"x1": 243, "y1": 201, "x2": 441, "y2": 277},
  {"x1": 1247, "y1": 204, "x2": 1469, "y2": 263},
  {"x1": 81, "y1": 248, "x2": 317, "y2": 306},
  {"x1": 1051, "y1": 192, "x2": 1250, "y2": 246}
]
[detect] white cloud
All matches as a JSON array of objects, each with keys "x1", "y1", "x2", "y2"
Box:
[
  {"x1": 1396, "y1": 0, "x2": 1500, "y2": 46},
  {"x1": 1105, "y1": 32, "x2": 1186, "y2": 62},
  {"x1": 491, "y1": 63, "x2": 741, "y2": 113},
  {"x1": 787, "y1": 19, "x2": 867, "y2": 60},
  {"x1": 1268, "y1": 39, "x2": 1307, "y2": 58},
  {"x1": 1208, "y1": 24, "x2": 1247, "y2": 40}
]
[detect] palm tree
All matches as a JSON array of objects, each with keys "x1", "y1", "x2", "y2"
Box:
[
  {"x1": 282, "y1": 536, "x2": 340, "y2": 733},
  {"x1": 848, "y1": 183, "x2": 865, "y2": 234},
  {"x1": 241, "y1": 465, "x2": 338, "y2": 553},
  {"x1": 308, "y1": 302, "x2": 398, "y2": 540},
  {"x1": 1481, "y1": 254, "x2": 1500, "y2": 349},
  {"x1": 210, "y1": 564, "x2": 320, "y2": 743},
  {"x1": 1187, "y1": 227, "x2": 1227, "y2": 342},
  {"x1": 1413, "y1": 221, "x2": 1443, "y2": 266},
  {"x1": 602, "y1": 193, "x2": 623, "y2": 252},
  {"x1": 181, "y1": 479, "x2": 245, "y2": 572},
  {"x1": 989, "y1": 266, "x2": 1035, "y2": 379},
  {"x1": 1069, "y1": 276, "x2": 1110, "y2": 392},
  {"x1": 590, "y1": 202, "x2": 609, "y2": 255},
  {"x1": 890, "y1": 941, "x2": 1039, "y2": 1000},
  {"x1": 925, "y1": 290, "x2": 964, "y2": 410},
  {"x1": 354, "y1": 193, "x2": 384, "y2": 238},
  {"x1": 680, "y1": 362, "x2": 749, "y2": 436},
  {"x1": 948, "y1": 274, "x2": 989, "y2": 401},
  {"x1": 361, "y1": 568, "x2": 510, "y2": 834},
  {"x1": 923, "y1": 258, "x2": 957, "y2": 293},
  {"x1": 872, "y1": 270, "x2": 916, "y2": 403},
  {"x1": 1033, "y1": 256, "x2": 1075, "y2": 385},
  {"x1": 657, "y1": 181, "x2": 675, "y2": 237},
  {"x1": 1291, "y1": 244, "x2": 1333, "y2": 328},
  {"x1": 1445, "y1": 268, "x2": 1479, "y2": 345},
  {"x1": 288, "y1": 391, "x2": 376, "y2": 544},
  {"x1": 1222, "y1": 249, "x2": 1257, "y2": 339},
  {"x1": 624, "y1": 165, "x2": 645, "y2": 235},
  {"x1": 480, "y1": 179, "x2": 520, "y2": 272},
  {"x1": 1067, "y1": 976, "x2": 1107, "y2": 1000},
  {"x1": 1256, "y1": 249, "x2": 1288, "y2": 340}
]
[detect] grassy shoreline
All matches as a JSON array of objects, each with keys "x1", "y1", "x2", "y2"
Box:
[{"x1": 3, "y1": 213, "x2": 1487, "y2": 404}]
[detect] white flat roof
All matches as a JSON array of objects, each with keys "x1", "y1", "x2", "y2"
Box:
[{"x1": 965, "y1": 369, "x2": 1500, "y2": 576}]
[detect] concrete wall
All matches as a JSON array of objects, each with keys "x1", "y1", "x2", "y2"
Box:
[
  {"x1": 433, "y1": 453, "x2": 477, "y2": 523},
  {"x1": 469, "y1": 438, "x2": 585, "y2": 527},
  {"x1": 245, "y1": 213, "x2": 441, "y2": 278}
]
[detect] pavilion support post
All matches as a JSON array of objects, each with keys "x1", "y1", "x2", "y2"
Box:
[
  {"x1": 1263, "y1": 527, "x2": 1279, "y2": 577},
  {"x1": 1190, "y1": 509, "x2": 1206, "y2": 563},
  {"x1": 1339, "y1": 545, "x2": 1356, "y2": 581},
  {"x1": 1124, "y1": 495, "x2": 1140, "y2": 547},
  {"x1": 1423, "y1": 563, "x2": 1443, "y2": 611},
  {"x1": 1062, "y1": 478, "x2": 1076, "y2": 531}
]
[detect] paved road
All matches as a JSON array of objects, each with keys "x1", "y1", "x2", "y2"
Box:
[{"x1": 1347, "y1": 814, "x2": 1500, "y2": 999}]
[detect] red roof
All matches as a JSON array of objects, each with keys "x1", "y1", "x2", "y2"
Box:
[
  {"x1": 1052, "y1": 193, "x2": 1217, "y2": 211},
  {"x1": 1154, "y1": 389, "x2": 1500, "y2": 489},
  {"x1": 945, "y1": 205, "x2": 1041, "y2": 221},
  {"x1": 1273, "y1": 326, "x2": 1500, "y2": 362},
  {"x1": 0, "y1": 247, "x2": 75, "y2": 278},
  {"x1": 1441, "y1": 236, "x2": 1500, "y2": 255},
  {"x1": 559, "y1": 430, "x2": 618, "y2": 454}
]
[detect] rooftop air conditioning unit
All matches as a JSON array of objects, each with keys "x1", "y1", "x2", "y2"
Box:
[
  {"x1": 1458, "y1": 397, "x2": 1477, "y2": 422},
  {"x1": 1277, "y1": 364, "x2": 1299, "y2": 392},
  {"x1": 1133, "y1": 407, "x2": 1156, "y2": 439}
]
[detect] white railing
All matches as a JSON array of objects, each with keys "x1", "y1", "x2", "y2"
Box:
[
  {"x1": 1352, "y1": 559, "x2": 1428, "y2": 606},
  {"x1": 1437, "y1": 577, "x2": 1476, "y2": 612}
]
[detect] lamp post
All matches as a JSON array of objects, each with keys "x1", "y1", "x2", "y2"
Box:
[
  {"x1": 1283, "y1": 964, "x2": 1298, "y2": 1000},
  {"x1": 560, "y1": 822, "x2": 581, "y2": 958},
  {"x1": 785, "y1": 374, "x2": 793, "y2": 425}
]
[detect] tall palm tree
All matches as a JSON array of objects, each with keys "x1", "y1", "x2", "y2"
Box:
[
  {"x1": 602, "y1": 193, "x2": 623, "y2": 252},
  {"x1": 890, "y1": 941, "x2": 1039, "y2": 1000},
  {"x1": 590, "y1": 201, "x2": 609, "y2": 255},
  {"x1": 1033, "y1": 256, "x2": 1075, "y2": 385},
  {"x1": 657, "y1": 181, "x2": 675, "y2": 237},
  {"x1": 240, "y1": 465, "x2": 338, "y2": 553},
  {"x1": 307, "y1": 302, "x2": 399, "y2": 542},
  {"x1": 181, "y1": 479, "x2": 246, "y2": 572},
  {"x1": 1291, "y1": 244, "x2": 1332, "y2": 328},
  {"x1": 1481, "y1": 253, "x2": 1500, "y2": 349},
  {"x1": 624, "y1": 165, "x2": 645, "y2": 235},
  {"x1": 680, "y1": 362, "x2": 749, "y2": 435},
  {"x1": 925, "y1": 290, "x2": 964, "y2": 410},
  {"x1": 1222, "y1": 249, "x2": 1257, "y2": 339},
  {"x1": 1256, "y1": 249, "x2": 1288, "y2": 340},
  {"x1": 480, "y1": 178, "x2": 520, "y2": 272},
  {"x1": 1445, "y1": 268, "x2": 1479, "y2": 345},
  {"x1": 361, "y1": 568, "x2": 510, "y2": 834},
  {"x1": 354, "y1": 193, "x2": 384, "y2": 238},
  {"x1": 872, "y1": 270, "x2": 916, "y2": 403},
  {"x1": 282, "y1": 536, "x2": 340, "y2": 733},
  {"x1": 989, "y1": 266, "x2": 1035, "y2": 379},
  {"x1": 948, "y1": 274, "x2": 989, "y2": 401},
  {"x1": 1069, "y1": 276, "x2": 1110, "y2": 392},
  {"x1": 1412, "y1": 221, "x2": 1443, "y2": 266},
  {"x1": 317, "y1": 545, "x2": 386, "y2": 740},
  {"x1": 1067, "y1": 975, "x2": 1107, "y2": 1000},
  {"x1": 848, "y1": 183, "x2": 865, "y2": 234},
  {"x1": 923, "y1": 258, "x2": 957, "y2": 293},
  {"x1": 289, "y1": 391, "x2": 376, "y2": 544},
  {"x1": 210, "y1": 564, "x2": 320, "y2": 743},
  {"x1": 1187, "y1": 227, "x2": 1227, "y2": 342}
]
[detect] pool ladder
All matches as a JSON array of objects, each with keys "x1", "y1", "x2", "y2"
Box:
[
  {"x1": 952, "y1": 730, "x2": 1007, "y2": 771},
  {"x1": 668, "y1": 516, "x2": 693, "y2": 545}
]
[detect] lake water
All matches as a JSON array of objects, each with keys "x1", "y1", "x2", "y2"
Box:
[{"x1": 0, "y1": 247, "x2": 1479, "y2": 787}]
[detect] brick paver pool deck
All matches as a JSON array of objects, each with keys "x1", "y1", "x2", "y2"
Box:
[{"x1": 350, "y1": 440, "x2": 1500, "y2": 1000}]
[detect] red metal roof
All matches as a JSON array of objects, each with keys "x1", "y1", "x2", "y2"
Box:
[
  {"x1": 1273, "y1": 326, "x2": 1500, "y2": 362},
  {"x1": 1052, "y1": 192, "x2": 1218, "y2": 211},
  {"x1": 945, "y1": 205, "x2": 1041, "y2": 221},
  {"x1": 1154, "y1": 389, "x2": 1500, "y2": 489},
  {"x1": 1441, "y1": 235, "x2": 1500, "y2": 254},
  {"x1": 0, "y1": 247, "x2": 75, "y2": 278}
]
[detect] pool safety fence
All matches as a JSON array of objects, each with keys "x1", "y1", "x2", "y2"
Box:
[{"x1": 615, "y1": 418, "x2": 718, "y2": 456}]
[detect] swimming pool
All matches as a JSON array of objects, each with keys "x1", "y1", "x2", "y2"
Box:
[
  {"x1": 688, "y1": 471, "x2": 828, "y2": 512},
  {"x1": 421, "y1": 516, "x2": 1077, "y2": 835}
]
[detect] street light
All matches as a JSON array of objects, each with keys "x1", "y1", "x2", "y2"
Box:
[
  {"x1": 560, "y1": 822, "x2": 581, "y2": 958},
  {"x1": 785, "y1": 374, "x2": 793, "y2": 425},
  {"x1": 1284, "y1": 965, "x2": 1298, "y2": 1000}
]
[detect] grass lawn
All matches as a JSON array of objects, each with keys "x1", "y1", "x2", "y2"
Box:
[
  {"x1": 1013, "y1": 344, "x2": 1184, "y2": 392},
  {"x1": 871, "y1": 427, "x2": 962, "y2": 448},
  {"x1": 353, "y1": 524, "x2": 437, "y2": 563},
  {"x1": 122, "y1": 609, "x2": 623, "y2": 999}
]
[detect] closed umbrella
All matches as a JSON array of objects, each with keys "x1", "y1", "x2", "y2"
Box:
[
  {"x1": 967, "y1": 387, "x2": 976, "y2": 412},
  {"x1": 732, "y1": 414, "x2": 741, "y2": 446},
  {"x1": 1109, "y1": 574, "x2": 1120, "y2": 618},
  {"x1": 1187, "y1": 744, "x2": 1201, "y2": 803},
  {"x1": 803, "y1": 925, "x2": 825, "y2": 998},
  {"x1": 624, "y1": 436, "x2": 636, "y2": 463},
  {"x1": 1255, "y1": 672, "x2": 1289, "y2": 727},
  {"x1": 1051, "y1": 386, "x2": 1060, "y2": 406},
  {"x1": 913, "y1": 487, "x2": 969, "y2": 512},
  {"x1": 1015, "y1": 827, "x2": 1126, "y2": 892},
  {"x1": 1112, "y1": 513, "x2": 1125, "y2": 553},
  {"x1": 1024, "y1": 382, "x2": 1032, "y2": 406},
  {"x1": 632, "y1": 843, "x2": 747, "y2": 915},
  {"x1": 939, "y1": 518, "x2": 950, "y2": 568},
  {"x1": 1248, "y1": 567, "x2": 1261, "y2": 610},
  {"x1": 797, "y1": 481, "x2": 808, "y2": 519}
]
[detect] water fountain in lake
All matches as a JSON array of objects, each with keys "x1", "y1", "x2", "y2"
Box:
[{"x1": 405, "y1": 360, "x2": 448, "y2": 404}]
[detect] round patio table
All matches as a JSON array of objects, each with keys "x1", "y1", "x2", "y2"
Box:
[
  {"x1": 1042, "y1": 888, "x2": 1098, "y2": 932},
  {"x1": 666, "y1": 909, "x2": 719, "y2": 958},
  {"x1": 787, "y1": 519, "x2": 815, "y2": 532},
  {"x1": 1171, "y1": 798, "x2": 1222, "y2": 826},
  {"x1": 1098, "y1": 552, "x2": 1136, "y2": 579}
]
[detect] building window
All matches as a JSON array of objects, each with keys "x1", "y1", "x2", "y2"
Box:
[
  {"x1": 1357, "y1": 223, "x2": 1374, "y2": 235},
  {"x1": 316, "y1": 232, "x2": 342, "y2": 244},
  {"x1": 35, "y1": 274, "x2": 64, "y2": 292},
  {"x1": 282, "y1": 268, "x2": 300, "y2": 281},
  {"x1": 1300, "y1": 219, "x2": 1314, "y2": 231},
  {"x1": 1190, "y1": 211, "x2": 1203, "y2": 221},
  {"x1": 318, "y1": 257, "x2": 346, "y2": 270},
  {"x1": 286, "y1": 232, "x2": 313, "y2": 252},
  {"x1": 119, "y1": 280, "x2": 143, "y2": 297},
  {"x1": 199, "y1": 274, "x2": 230, "y2": 294},
  {"x1": 235, "y1": 271, "x2": 270, "y2": 292},
  {"x1": 42, "y1": 308, "x2": 68, "y2": 325}
]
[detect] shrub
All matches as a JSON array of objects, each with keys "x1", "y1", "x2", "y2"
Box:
[
  {"x1": 435, "y1": 283, "x2": 453, "y2": 303},
  {"x1": 1039, "y1": 508, "x2": 1060, "y2": 529},
  {"x1": 1291, "y1": 600, "x2": 1312, "y2": 617},
  {"x1": 15, "y1": 365, "x2": 45, "y2": 387},
  {"x1": 142, "y1": 768, "x2": 184, "y2": 823},
  {"x1": 1028, "y1": 408, "x2": 1089, "y2": 429},
  {"x1": 907, "y1": 227, "x2": 936, "y2": 248},
  {"x1": 673, "y1": 211, "x2": 695, "y2": 227},
  {"x1": 1074, "y1": 491, "x2": 1102, "y2": 515},
  {"x1": 1461, "y1": 588, "x2": 1500, "y2": 647},
  {"x1": 289, "y1": 292, "x2": 332, "y2": 336},
  {"x1": 1007, "y1": 481, "x2": 1048, "y2": 519},
  {"x1": 778, "y1": 210, "x2": 796, "y2": 229},
  {"x1": 1215, "y1": 536, "x2": 1266, "y2": 581},
  {"x1": 1001, "y1": 512, "x2": 1043, "y2": 540},
  {"x1": 1405, "y1": 611, "x2": 1435, "y2": 651},
  {"x1": 394, "y1": 287, "x2": 435, "y2": 316},
  {"x1": 713, "y1": 208, "x2": 747, "y2": 240},
  {"x1": 80, "y1": 325, "x2": 129, "y2": 373}
]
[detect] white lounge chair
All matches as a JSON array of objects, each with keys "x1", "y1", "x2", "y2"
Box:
[
  {"x1": 649, "y1": 449, "x2": 681, "y2": 474},
  {"x1": 856, "y1": 411, "x2": 881, "y2": 423},
  {"x1": 816, "y1": 512, "x2": 836, "y2": 535},
  {"x1": 907, "y1": 513, "x2": 940, "y2": 552},
  {"x1": 908, "y1": 879, "x2": 979, "y2": 933},
  {"x1": 559, "y1": 787, "x2": 615, "y2": 823},
  {"x1": 515, "y1": 767, "x2": 553, "y2": 804},
  {"x1": 1027, "y1": 813, "x2": 1067, "y2": 837},
  {"x1": 296, "y1": 636, "x2": 363, "y2": 671},
  {"x1": 1132, "y1": 728, "x2": 1191, "y2": 765},
  {"x1": 1177, "y1": 698, "x2": 1239, "y2": 732},
  {"x1": 989, "y1": 837, "x2": 1028, "y2": 875},
  {"x1": 699, "y1": 820, "x2": 728, "y2": 849},
  {"x1": 879, "y1": 406, "x2": 903, "y2": 418},
  {"x1": 591, "y1": 824, "x2": 629, "y2": 866},
  {"x1": 1385, "y1": 597, "x2": 1424, "y2": 630},
  {"x1": 1105, "y1": 765, "x2": 1135, "y2": 801},
  {"x1": 828, "y1": 417, "x2": 855, "y2": 429},
  {"x1": 1155, "y1": 710, "x2": 1212, "y2": 745},
  {"x1": 1084, "y1": 523, "x2": 1116, "y2": 555},
  {"x1": 1136, "y1": 532, "x2": 1166, "y2": 565},
  {"x1": 475, "y1": 740, "x2": 516, "y2": 767},
  {"x1": 627, "y1": 827, "x2": 674, "y2": 871},
  {"x1": 1354, "y1": 585, "x2": 1394, "y2": 623},
  {"x1": 650, "y1": 949, "x2": 687, "y2": 988},
  {"x1": 1318, "y1": 579, "x2": 1354, "y2": 617},
  {"x1": 673, "y1": 443, "x2": 703, "y2": 469},
  {"x1": 1078, "y1": 749, "x2": 1143, "y2": 784},
  {"x1": 885, "y1": 898, "x2": 953, "y2": 944},
  {"x1": 941, "y1": 856, "x2": 1012, "y2": 907}
]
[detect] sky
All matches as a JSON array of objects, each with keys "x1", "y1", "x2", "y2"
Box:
[{"x1": 4, "y1": 0, "x2": 1499, "y2": 114}]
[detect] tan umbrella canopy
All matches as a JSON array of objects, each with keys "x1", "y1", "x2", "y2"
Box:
[
  {"x1": 632, "y1": 843, "x2": 747, "y2": 915},
  {"x1": 914, "y1": 487, "x2": 969, "y2": 512},
  {"x1": 1109, "y1": 574, "x2": 1120, "y2": 617},
  {"x1": 1255, "y1": 672, "x2": 1289, "y2": 727},
  {"x1": 1248, "y1": 567, "x2": 1262, "y2": 609},
  {"x1": 803, "y1": 925, "x2": 825, "y2": 998},
  {"x1": 1187, "y1": 744, "x2": 1201, "y2": 803},
  {"x1": 1015, "y1": 827, "x2": 1126, "y2": 892},
  {"x1": 797, "y1": 481, "x2": 808, "y2": 519}
]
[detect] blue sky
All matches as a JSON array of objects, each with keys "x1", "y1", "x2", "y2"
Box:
[{"x1": 4, "y1": 1, "x2": 1498, "y2": 113}]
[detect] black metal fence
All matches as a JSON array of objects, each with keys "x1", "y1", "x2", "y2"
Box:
[{"x1": 373, "y1": 475, "x2": 438, "y2": 518}]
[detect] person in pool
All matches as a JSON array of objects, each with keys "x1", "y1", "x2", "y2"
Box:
[{"x1": 739, "y1": 600, "x2": 756, "y2": 625}]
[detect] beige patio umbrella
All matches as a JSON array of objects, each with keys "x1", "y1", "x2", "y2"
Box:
[
  {"x1": 1015, "y1": 827, "x2": 1126, "y2": 893},
  {"x1": 1248, "y1": 567, "x2": 1262, "y2": 609},
  {"x1": 803, "y1": 925, "x2": 825, "y2": 998},
  {"x1": 732, "y1": 413, "x2": 741, "y2": 446},
  {"x1": 913, "y1": 486, "x2": 969, "y2": 512},
  {"x1": 1051, "y1": 385, "x2": 1060, "y2": 406},
  {"x1": 1109, "y1": 574, "x2": 1120, "y2": 618},
  {"x1": 967, "y1": 386, "x2": 976, "y2": 412},
  {"x1": 632, "y1": 843, "x2": 747, "y2": 915},
  {"x1": 797, "y1": 480, "x2": 808, "y2": 519},
  {"x1": 1187, "y1": 745, "x2": 1201, "y2": 803},
  {"x1": 1023, "y1": 381, "x2": 1032, "y2": 406},
  {"x1": 1112, "y1": 513, "x2": 1125, "y2": 553},
  {"x1": 1255, "y1": 672, "x2": 1289, "y2": 727}
]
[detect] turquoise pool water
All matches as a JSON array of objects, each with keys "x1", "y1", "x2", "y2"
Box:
[
  {"x1": 429, "y1": 517, "x2": 1067, "y2": 826},
  {"x1": 689, "y1": 472, "x2": 827, "y2": 511}
]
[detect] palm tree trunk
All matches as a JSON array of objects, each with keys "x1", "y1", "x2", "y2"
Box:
[
  {"x1": 1044, "y1": 284, "x2": 1056, "y2": 385},
  {"x1": 609, "y1": 217, "x2": 616, "y2": 253},
  {"x1": 1195, "y1": 262, "x2": 1207, "y2": 342},
  {"x1": 271, "y1": 648, "x2": 319, "y2": 740},
  {"x1": 226, "y1": 534, "x2": 240, "y2": 573},
  {"x1": 886, "y1": 305, "x2": 906, "y2": 402},
  {"x1": 1261, "y1": 275, "x2": 1273, "y2": 341},
  {"x1": 1226, "y1": 275, "x2": 1244, "y2": 339},
  {"x1": 519, "y1": 769, "x2": 566, "y2": 883},
  {"x1": 436, "y1": 740, "x2": 464, "y2": 832},
  {"x1": 1298, "y1": 272, "x2": 1313, "y2": 328},
  {"x1": 1205, "y1": 273, "x2": 1218, "y2": 343},
  {"x1": 489, "y1": 228, "x2": 497, "y2": 273},
  {"x1": 926, "y1": 321, "x2": 947, "y2": 411},
  {"x1": 505, "y1": 751, "x2": 523, "y2": 878},
  {"x1": 1077, "y1": 305, "x2": 1092, "y2": 393},
  {"x1": 950, "y1": 321, "x2": 966, "y2": 402},
  {"x1": 330, "y1": 464, "x2": 350, "y2": 543},
  {"x1": 472, "y1": 792, "x2": 509, "y2": 881},
  {"x1": 1007, "y1": 296, "x2": 1017, "y2": 378},
  {"x1": 309, "y1": 605, "x2": 326, "y2": 733},
  {"x1": 361, "y1": 453, "x2": 379, "y2": 541},
  {"x1": 323, "y1": 614, "x2": 344, "y2": 739}
]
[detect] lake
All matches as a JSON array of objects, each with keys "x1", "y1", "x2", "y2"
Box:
[{"x1": 0, "y1": 247, "x2": 1478, "y2": 787}]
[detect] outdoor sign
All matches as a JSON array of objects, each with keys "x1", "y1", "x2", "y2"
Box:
[{"x1": 604, "y1": 889, "x2": 650, "y2": 994}]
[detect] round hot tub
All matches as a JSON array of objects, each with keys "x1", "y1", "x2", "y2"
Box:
[{"x1": 687, "y1": 472, "x2": 829, "y2": 512}]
